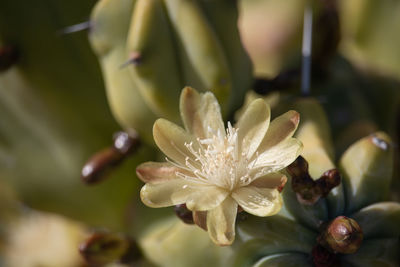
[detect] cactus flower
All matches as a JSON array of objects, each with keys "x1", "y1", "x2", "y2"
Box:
[{"x1": 136, "y1": 87, "x2": 302, "y2": 246}]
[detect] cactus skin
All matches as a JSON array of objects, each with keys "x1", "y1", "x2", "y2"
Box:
[
  {"x1": 126, "y1": 0, "x2": 181, "y2": 120},
  {"x1": 293, "y1": 98, "x2": 345, "y2": 218},
  {"x1": 89, "y1": 0, "x2": 158, "y2": 144},
  {"x1": 0, "y1": 0, "x2": 161, "y2": 230},
  {"x1": 89, "y1": 0, "x2": 252, "y2": 141},
  {"x1": 198, "y1": 0, "x2": 253, "y2": 116},
  {"x1": 163, "y1": 0, "x2": 232, "y2": 114},
  {"x1": 139, "y1": 217, "x2": 233, "y2": 267},
  {"x1": 231, "y1": 99, "x2": 400, "y2": 266},
  {"x1": 340, "y1": 132, "x2": 393, "y2": 214}
]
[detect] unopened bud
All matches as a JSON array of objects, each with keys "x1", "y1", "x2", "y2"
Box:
[
  {"x1": 317, "y1": 169, "x2": 341, "y2": 197},
  {"x1": 318, "y1": 216, "x2": 363, "y2": 254},
  {"x1": 287, "y1": 156, "x2": 341, "y2": 205},
  {"x1": 174, "y1": 204, "x2": 194, "y2": 224},
  {"x1": 81, "y1": 147, "x2": 123, "y2": 184},
  {"x1": 113, "y1": 131, "x2": 140, "y2": 155},
  {"x1": 287, "y1": 156, "x2": 320, "y2": 204},
  {"x1": 79, "y1": 232, "x2": 130, "y2": 265},
  {"x1": 82, "y1": 131, "x2": 140, "y2": 184},
  {"x1": 287, "y1": 156, "x2": 309, "y2": 177}
]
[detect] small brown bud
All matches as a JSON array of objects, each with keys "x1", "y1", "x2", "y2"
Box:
[
  {"x1": 317, "y1": 169, "x2": 341, "y2": 197},
  {"x1": 82, "y1": 131, "x2": 140, "y2": 184},
  {"x1": 287, "y1": 156, "x2": 341, "y2": 205},
  {"x1": 79, "y1": 232, "x2": 130, "y2": 265},
  {"x1": 318, "y1": 216, "x2": 363, "y2": 254},
  {"x1": 174, "y1": 204, "x2": 194, "y2": 224},
  {"x1": 287, "y1": 156, "x2": 309, "y2": 177},
  {"x1": 287, "y1": 156, "x2": 320, "y2": 204},
  {"x1": 81, "y1": 148, "x2": 123, "y2": 184},
  {"x1": 112, "y1": 131, "x2": 140, "y2": 155}
]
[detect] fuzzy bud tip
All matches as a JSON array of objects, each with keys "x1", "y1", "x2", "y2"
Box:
[{"x1": 319, "y1": 216, "x2": 363, "y2": 254}]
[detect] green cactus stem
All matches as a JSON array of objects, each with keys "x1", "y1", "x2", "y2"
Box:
[{"x1": 127, "y1": 0, "x2": 182, "y2": 120}]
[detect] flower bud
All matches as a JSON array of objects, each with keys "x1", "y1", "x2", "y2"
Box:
[
  {"x1": 112, "y1": 131, "x2": 140, "y2": 155},
  {"x1": 82, "y1": 131, "x2": 140, "y2": 184},
  {"x1": 287, "y1": 156, "x2": 341, "y2": 205},
  {"x1": 81, "y1": 147, "x2": 123, "y2": 184},
  {"x1": 318, "y1": 216, "x2": 363, "y2": 254},
  {"x1": 317, "y1": 169, "x2": 341, "y2": 197},
  {"x1": 79, "y1": 232, "x2": 130, "y2": 265}
]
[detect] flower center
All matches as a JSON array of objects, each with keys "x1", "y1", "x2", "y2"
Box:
[{"x1": 178, "y1": 123, "x2": 254, "y2": 191}]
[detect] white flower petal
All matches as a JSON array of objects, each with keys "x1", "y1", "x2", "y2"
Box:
[
  {"x1": 206, "y1": 197, "x2": 238, "y2": 246},
  {"x1": 232, "y1": 186, "x2": 282, "y2": 217},
  {"x1": 153, "y1": 118, "x2": 199, "y2": 167},
  {"x1": 180, "y1": 87, "x2": 225, "y2": 139},
  {"x1": 253, "y1": 138, "x2": 303, "y2": 173},
  {"x1": 235, "y1": 99, "x2": 271, "y2": 158},
  {"x1": 255, "y1": 110, "x2": 300, "y2": 158},
  {"x1": 141, "y1": 180, "x2": 227, "y2": 211},
  {"x1": 140, "y1": 180, "x2": 198, "y2": 208},
  {"x1": 185, "y1": 186, "x2": 229, "y2": 211},
  {"x1": 136, "y1": 162, "x2": 189, "y2": 183},
  {"x1": 250, "y1": 172, "x2": 287, "y2": 189}
]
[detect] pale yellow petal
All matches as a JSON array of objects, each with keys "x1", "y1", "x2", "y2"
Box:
[
  {"x1": 185, "y1": 186, "x2": 229, "y2": 211},
  {"x1": 232, "y1": 186, "x2": 283, "y2": 217},
  {"x1": 179, "y1": 87, "x2": 225, "y2": 139},
  {"x1": 153, "y1": 118, "x2": 199, "y2": 167},
  {"x1": 206, "y1": 197, "x2": 238, "y2": 246},
  {"x1": 140, "y1": 180, "x2": 197, "y2": 208},
  {"x1": 250, "y1": 172, "x2": 287, "y2": 189},
  {"x1": 235, "y1": 99, "x2": 271, "y2": 158},
  {"x1": 136, "y1": 162, "x2": 190, "y2": 183},
  {"x1": 140, "y1": 180, "x2": 228, "y2": 211},
  {"x1": 255, "y1": 110, "x2": 300, "y2": 158},
  {"x1": 253, "y1": 138, "x2": 303, "y2": 173}
]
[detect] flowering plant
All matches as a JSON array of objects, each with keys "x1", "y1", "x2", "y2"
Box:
[{"x1": 136, "y1": 87, "x2": 302, "y2": 245}]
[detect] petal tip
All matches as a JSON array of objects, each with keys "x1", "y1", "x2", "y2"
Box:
[
  {"x1": 136, "y1": 165, "x2": 146, "y2": 182},
  {"x1": 152, "y1": 118, "x2": 165, "y2": 134},
  {"x1": 290, "y1": 110, "x2": 300, "y2": 126},
  {"x1": 211, "y1": 231, "x2": 235, "y2": 247},
  {"x1": 181, "y1": 86, "x2": 198, "y2": 101}
]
